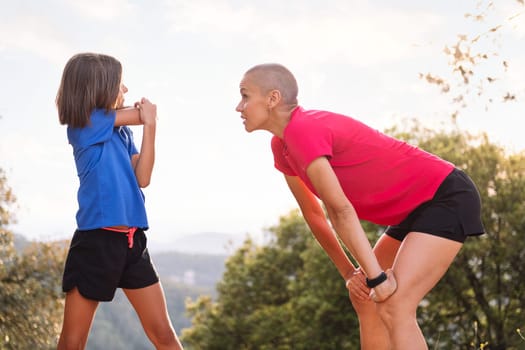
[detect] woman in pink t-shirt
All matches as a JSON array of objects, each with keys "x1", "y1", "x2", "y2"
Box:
[{"x1": 236, "y1": 63, "x2": 484, "y2": 350}]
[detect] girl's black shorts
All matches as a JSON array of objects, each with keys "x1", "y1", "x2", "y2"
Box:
[
  {"x1": 385, "y1": 168, "x2": 485, "y2": 243},
  {"x1": 62, "y1": 228, "x2": 159, "y2": 301}
]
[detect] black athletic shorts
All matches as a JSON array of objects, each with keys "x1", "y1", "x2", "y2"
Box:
[
  {"x1": 385, "y1": 168, "x2": 485, "y2": 243},
  {"x1": 62, "y1": 228, "x2": 159, "y2": 301}
]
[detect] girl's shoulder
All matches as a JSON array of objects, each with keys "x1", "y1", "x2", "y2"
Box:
[{"x1": 68, "y1": 109, "x2": 117, "y2": 147}]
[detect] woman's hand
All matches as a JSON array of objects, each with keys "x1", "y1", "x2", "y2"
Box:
[
  {"x1": 369, "y1": 268, "x2": 397, "y2": 303},
  {"x1": 345, "y1": 268, "x2": 370, "y2": 302}
]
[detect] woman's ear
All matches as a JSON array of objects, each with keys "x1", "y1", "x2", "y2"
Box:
[{"x1": 267, "y1": 89, "x2": 282, "y2": 109}]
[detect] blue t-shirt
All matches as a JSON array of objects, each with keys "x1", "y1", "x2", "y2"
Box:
[{"x1": 67, "y1": 109, "x2": 149, "y2": 230}]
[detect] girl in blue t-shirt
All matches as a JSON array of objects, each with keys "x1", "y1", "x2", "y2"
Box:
[{"x1": 56, "y1": 53, "x2": 183, "y2": 350}]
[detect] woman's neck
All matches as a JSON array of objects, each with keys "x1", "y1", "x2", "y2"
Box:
[{"x1": 270, "y1": 104, "x2": 297, "y2": 138}]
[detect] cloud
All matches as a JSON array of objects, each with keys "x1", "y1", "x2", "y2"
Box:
[
  {"x1": 65, "y1": 0, "x2": 137, "y2": 21},
  {"x1": 164, "y1": 0, "x2": 255, "y2": 33},
  {"x1": 0, "y1": 15, "x2": 72, "y2": 64},
  {"x1": 163, "y1": 0, "x2": 443, "y2": 66},
  {"x1": 494, "y1": 2, "x2": 525, "y2": 38},
  {"x1": 0, "y1": 0, "x2": 142, "y2": 67}
]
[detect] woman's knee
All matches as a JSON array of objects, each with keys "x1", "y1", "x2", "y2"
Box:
[
  {"x1": 375, "y1": 297, "x2": 416, "y2": 328},
  {"x1": 349, "y1": 293, "x2": 379, "y2": 318}
]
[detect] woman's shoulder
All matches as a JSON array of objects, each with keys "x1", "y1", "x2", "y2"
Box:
[{"x1": 287, "y1": 108, "x2": 341, "y2": 137}]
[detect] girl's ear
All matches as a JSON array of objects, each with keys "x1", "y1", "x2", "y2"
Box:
[{"x1": 267, "y1": 89, "x2": 282, "y2": 109}]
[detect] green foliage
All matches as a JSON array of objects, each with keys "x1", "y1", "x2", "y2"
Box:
[
  {"x1": 1, "y1": 166, "x2": 227, "y2": 349},
  {"x1": 0, "y1": 169, "x2": 16, "y2": 228},
  {"x1": 0, "y1": 235, "x2": 67, "y2": 350},
  {"x1": 0, "y1": 168, "x2": 67, "y2": 349},
  {"x1": 182, "y1": 211, "x2": 360, "y2": 349},
  {"x1": 416, "y1": 3, "x2": 525, "y2": 345},
  {"x1": 183, "y1": 125, "x2": 525, "y2": 349},
  {"x1": 388, "y1": 123, "x2": 525, "y2": 349}
]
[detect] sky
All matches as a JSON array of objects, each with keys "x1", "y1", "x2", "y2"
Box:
[{"x1": 1, "y1": 0, "x2": 524, "y2": 250}]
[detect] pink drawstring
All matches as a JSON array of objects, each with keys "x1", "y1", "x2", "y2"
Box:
[{"x1": 103, "y1": 227, "x2": 138, "y2": 248}]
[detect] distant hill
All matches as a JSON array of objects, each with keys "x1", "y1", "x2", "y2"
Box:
[
  {"x1": 150, "y1": 231, "x2": 251, "y2": 255},
  {"x1": 88, "y1": 250, "x2": 228, "y2": 349},
  {"x1": 13, "y1": 233, "x2": 30, "y2": 251},
  {"x1": 153, "y1": 250, "x2": 227, "y2": 288},
  {"x1": 10, "y1": 232, "x2": 252, "y2": 349}
]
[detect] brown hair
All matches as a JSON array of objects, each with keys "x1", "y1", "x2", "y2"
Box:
[
  {"x1": 56, "y1": 53, "x2": 122, "y2": 128},
  {"x1": 245, "y1": 63, "x2": 299, "y2": 106}
]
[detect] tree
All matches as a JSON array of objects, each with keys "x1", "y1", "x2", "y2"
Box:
[
  {"x1": 420, "y1": 0, "x2": 524, "y2": 121},
  {"x1": 182, "y1": 211, "x2": 360, "y2": 350},
  {"x1": 414, "y1": 2, "x2": 525, "y2": 346},
  {"x1": 0, "y1": 168, "x2": 67, "y2": 349},
  {"x1": 386, "y1": 123, "x2": 525, "y2": 349},
  {"x1": 182, "y1": 125, "x2": 525, "y2": 349}
]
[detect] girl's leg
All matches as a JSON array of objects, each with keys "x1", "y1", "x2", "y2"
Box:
[
  {"x1": 57, "y1": 288, "x2": 99, "y2": 350},
  {"x1": 376, "y1": 232, "x2": 463, "y2": 350},
  {"x1": 124, "y1": 282, "x2": 183, "y2": 350},
  {"x1": 348, "y1": 234, "x2": 400, "y2": 350}
]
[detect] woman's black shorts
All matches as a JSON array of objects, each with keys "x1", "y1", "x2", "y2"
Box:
[
  {"x1": 62, "y1": 228, "x2": 159, "y2": 301},
  {"x1": 385, "y1": 168, "x2": 485, "y2": 243}
]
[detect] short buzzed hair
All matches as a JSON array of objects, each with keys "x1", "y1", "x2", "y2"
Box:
[{"x1": 245, "y1": 63, "x2": 298, "y2": 106}]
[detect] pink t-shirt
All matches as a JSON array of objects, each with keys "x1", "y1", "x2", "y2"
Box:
[{"x1": 272, "y1": 106, "x2": 454, "y2": 226}]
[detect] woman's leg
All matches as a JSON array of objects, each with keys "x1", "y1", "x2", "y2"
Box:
[
  {"x1": 376, "y1": 232, "x2": 462, "y2": 350},
  {"x1": 348, "y1": 234, "x2": 401, "y2": 350},
  {"x1": 57, "y1": 288, "x2": 99, "y2": 350},
  {"x1": 124, "y1": 282, "x2": 183, "y2": 350}
]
